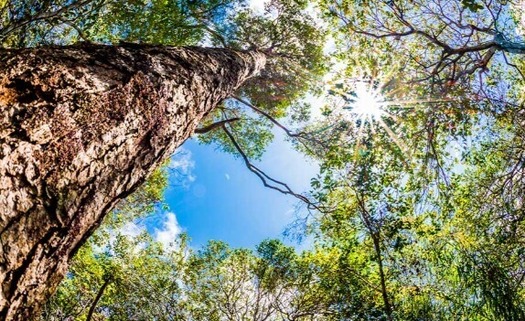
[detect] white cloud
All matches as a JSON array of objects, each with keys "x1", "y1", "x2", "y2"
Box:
[
  {"x1": 92, "y1": 221, "x2": 146, "y2": 254},
  {"x1": 170, "y1": 147, "x2": 196, "y2": 187},
  {"x1": 155, "y1": 212, "x2": 183, "y2": 249},
  {"x1": 248, "y1": 0, "x2": 269, "y2": 14},
  {"x1": 119, "y1": 221, "x2": 144, "y2": 238},
  {"x1": 225, "y1": 173, "x2": 230, "y2": 180}
]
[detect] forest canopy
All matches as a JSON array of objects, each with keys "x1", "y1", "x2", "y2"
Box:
[{"x1": 1, "y1": 0, "x2": 525, "y2": 320}]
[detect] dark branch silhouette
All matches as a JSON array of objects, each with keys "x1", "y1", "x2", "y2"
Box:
[
  {"x1": 330, "y1": 0, "x2": 525, "y2": 84},
  {"x1": 194, "y1": 117, "x2": 241, "y2": 134},
  {"x1": 222, "y1": 125, "x2": 319, "y2": 210}
]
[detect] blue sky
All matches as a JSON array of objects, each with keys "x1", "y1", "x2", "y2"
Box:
[{"x1": 158, "y1": 131, "x2": 318, "y2": 249}]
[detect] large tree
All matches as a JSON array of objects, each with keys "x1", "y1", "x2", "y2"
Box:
[
  {"x1": 0, "y1": 42, "x2": 265, "y2": 320},
  {"x1": 0, "y1": 0, "x2": 328, "y2": 316}
]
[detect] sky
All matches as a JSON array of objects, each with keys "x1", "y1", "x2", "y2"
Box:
[
  {"x1": 149, "y1": 130, "x2": 319, "y2": 250},
  {"x1": 139, "y1": 0, "x2": 326, "y2": 251}
]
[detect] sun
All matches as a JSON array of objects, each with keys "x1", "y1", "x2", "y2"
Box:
[
  {"x1": 327, "y1": 76, "x2": 456, "y2": 158},
  {"x1": 338, "y1": 80, "x2": 411, "y2": 156},
  {"x1": 345, "y1": 82, "x2": 385, "y2": 121}
]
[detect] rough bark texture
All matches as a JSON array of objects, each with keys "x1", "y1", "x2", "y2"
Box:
[{"x1": 0, "y1": 42, "x2": 265, "y2": 320}]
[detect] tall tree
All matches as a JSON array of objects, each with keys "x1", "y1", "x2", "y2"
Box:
[
  {"x1": 0, "y1": 0, "x2": 329, "y2": 317},
  {"x1": 0, "y1": 42, "x2": 265, "y2": 320}
]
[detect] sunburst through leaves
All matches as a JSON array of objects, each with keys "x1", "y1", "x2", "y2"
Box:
[
  {"x1": 345, "y1": 82, "x2": 385, "y2": 121},
  {"x1": 330, "y1": 77, "x2": 456, "y2": 158},
  {"x1": 333, "y1": 79, "x2": 411, "y2": 156}
]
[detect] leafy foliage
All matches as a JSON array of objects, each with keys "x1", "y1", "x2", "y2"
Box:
[
  {"x1": 299, "y1": 1, "x2": 525, "y2": 320},
  {"x1": 9, "y1": 0, "x2": 525, "y2": 320},
  {"x1": 38, "y1": 236, "x2": 336, "y2": 321}
]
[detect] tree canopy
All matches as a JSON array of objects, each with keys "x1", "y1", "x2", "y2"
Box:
[{"x1": 2, "y1": 0, "x2": 525, "y2": 320}]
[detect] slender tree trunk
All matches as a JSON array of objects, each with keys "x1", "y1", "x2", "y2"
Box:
[
  {"x1": 357, "y1": 194, "x2": 393, "y2": 321},
  {"x1": 85, "y1": 278, "x2": 111, "y2": 321},
  {"x1": 371, "y1": 233, "x2": 393, "y2": 321},
  {"x1": 0, "y1": 42, "x2": 265, "y2": 321}
]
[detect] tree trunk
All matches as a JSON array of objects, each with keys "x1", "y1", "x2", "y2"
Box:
[
  {"x1": 86, "y1": 277, "x2": 111, "y2": 321},
  {"x1": 0, "y1": 42, "x2": 265, "y2": 320}
]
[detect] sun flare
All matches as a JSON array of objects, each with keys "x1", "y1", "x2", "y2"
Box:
[
  {"x1": 337, "y1": 80, "x2": 411, "y2": 156},
  {"x1": 349, "y1": 83, "x2": 385, "y2": 120},
  {"x1": 329, "y1": 75, "x2": 456, "y2": 159}
]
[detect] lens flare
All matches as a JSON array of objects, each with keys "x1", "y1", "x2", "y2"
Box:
[
  {"x1": 341, "y1": 81, "x2": 410, "y2": 156},
  {"x1": 345, "y1": 83, "x2": 385, "y2": 121}
]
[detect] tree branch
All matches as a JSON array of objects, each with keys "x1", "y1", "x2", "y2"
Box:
[
  {"x1": 232, "y1": 95, "x2": 302, "y2": 138},
  {"x1": 0, "y1": 0, "x2": 99, "y2": 41},
  {"x1": 222, "y1": 125, "x2": 319, "y2": 210},
  {"x1": 194, "y1": 117, "x2": 240, "y2": 134}
]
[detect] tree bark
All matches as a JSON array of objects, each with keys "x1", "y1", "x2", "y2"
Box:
[{"x1": 0, "y1": 42, "x2": 265, "y2": 320}]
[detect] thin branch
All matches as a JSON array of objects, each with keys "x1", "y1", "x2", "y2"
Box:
[
  {"x1": 0, "y1": 0, "x2": 99, "y2": 40},
  {"x1": 222, "y1": 125, "x2": 319, "y2": 210},
  {"x1": 502, "y1": 52, "x2": 525, "y2": 82},
  {"x1": 231, "y1": 95, "x2": 324, "y2": 156},
  {"x1": 200, "y1": 24, "x2": 229, "y2": 47},
  {"x1": 194, "y1": 117, "x2": 240, "y2": 134},
  {"x1": 354, "y1": 192, "x2": 394, "y2": 321},
  {"x1": 455, "y1": 46, "x2": 497, "y2": 80},
  {"x1": 58, "y1": 18, "x2": 90, "y2": 42},
  {"x1": 232, "y1": 95, "x2": 302, "y2": 137}
]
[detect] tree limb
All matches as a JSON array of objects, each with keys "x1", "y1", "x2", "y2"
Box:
[
  {"x1": 0, "y1": 0, "x2": 99, "y2": 41},
  {"x1": 222, "y1": 125, "x2": 319, "y2": 210},
  {"x1": 194, "y1": 117, "x2": 240, "y2": 134},
  {"x1": 232, "y1": 95, "x2": 303, "y2": 138}
]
